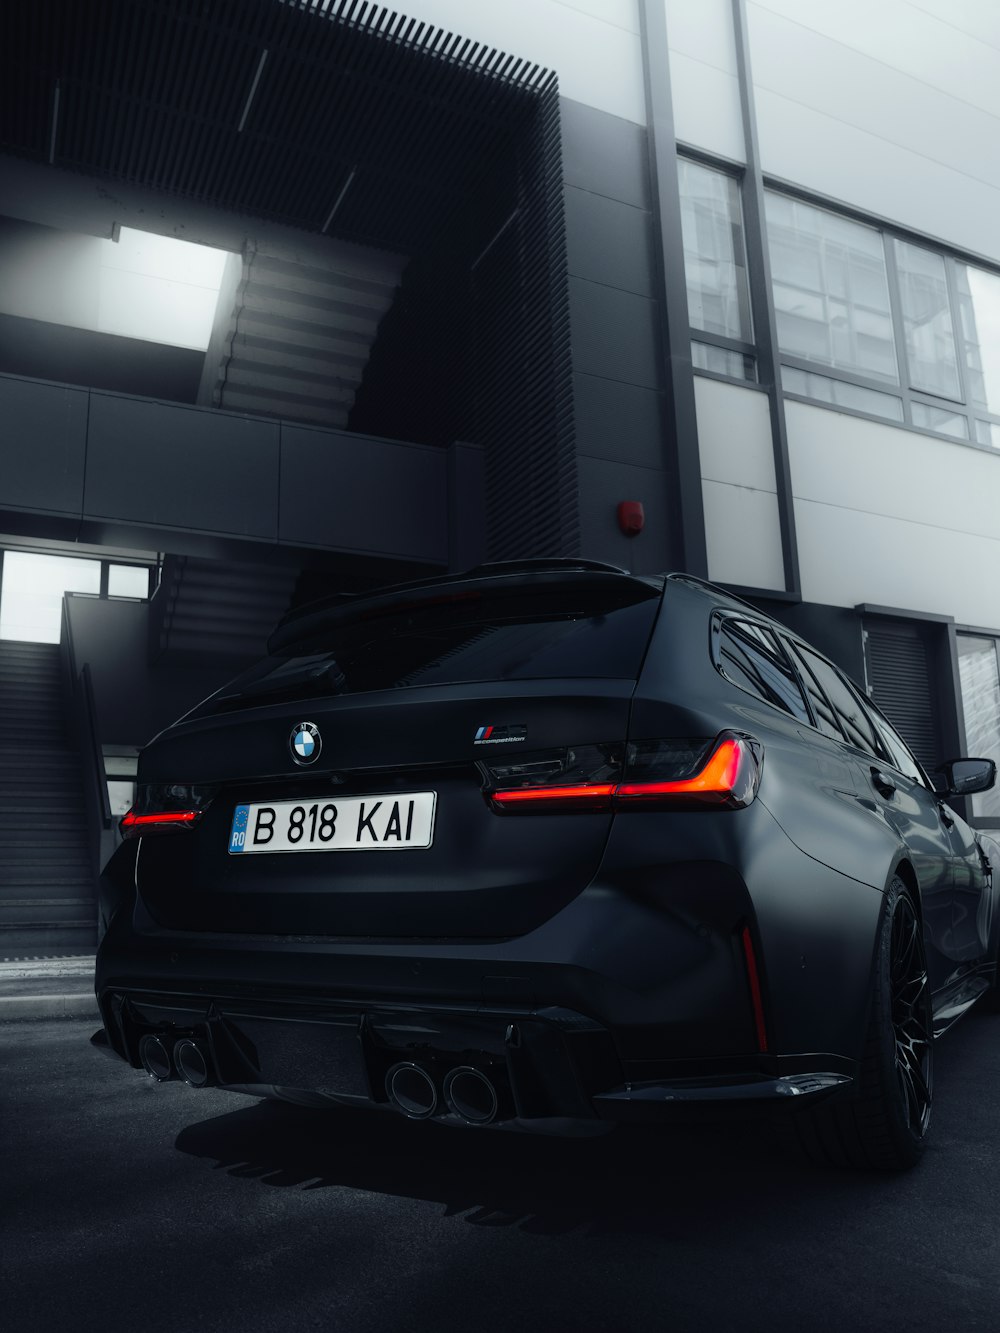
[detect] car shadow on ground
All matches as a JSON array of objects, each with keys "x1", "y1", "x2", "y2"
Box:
[{"x1": 174, "y1": 1093, "x2": 874, "y2": 1237}]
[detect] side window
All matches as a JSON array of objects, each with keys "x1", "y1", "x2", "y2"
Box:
[
  {"x1": 717, "y1": 618, "x2": 811, "y2": 722},
  {"x1": 787, "y1": 641, "x2": 885, "y2": 758},
  {"x1": 859, "y1": 699, "x2": 926, "y2": 784},
  {"x1": 780, "y1": 640, "x2": 844, "y2": 741}
]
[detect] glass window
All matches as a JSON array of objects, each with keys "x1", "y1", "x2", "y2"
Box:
[
  {"x1": 692, "y1": 341, "x2": 755, "y2": 381},
  {"x1": 717, "y1": 619, "x2": 811, "y2": 721},
  {"x1": 108, "y1": 565, "x2": 150, "y2": 599},
  {"x1": 765, "y1": 193, "x2": 898, "y2": 384},
  {"x1": 789, "y1": 642, "x2": 884, "y2": 757},
  {"x1": 677, "y1": 160, "x2": 752, "y2": 342},
  {"x1": 213, "y1": 580, "x2": 662, "y2": 707},
  {"x1": 957, "y1": 635, "x2": 1000, "y2": 818},
  {"x1": 779, "y1": 640, "x2": 842, "y2": 741},
  {"x1": 894, "y1": 241, "x2": 960, "y2": 399},
  {"x1": 864, "y1": 705, "x2": 925, "y2": 785},
  {"x1": 0, "y1": 551, "x2": 101, "y2": 643},
  {"x1": 975, "y1": 420, "x2": 1000, "y2": 449},
  {"x1": 910, "y1": 402, "x2": 969, "y2": 439},
  {"x1": 780, "y1": 366, "x2": 904, "y2": 422},
  {"x1": 956, "y1": 265, "x2": 1000, "y2": 416}
]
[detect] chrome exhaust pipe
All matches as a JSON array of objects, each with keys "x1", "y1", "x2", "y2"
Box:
[
  {"x1": 138, "y1": 1034, "x2": 174, "y2": 1082},
  {"x1": 173, "y1": 1038, "x2": 216, "y2": 1088},
  {"x1": 443, "y1": 1066, "x2": 499, "y2": 1125},
  {"x1": 385, "y1": 1062, "x2": 438, "y2": 1119}
]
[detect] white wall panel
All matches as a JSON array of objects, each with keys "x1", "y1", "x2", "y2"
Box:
[
  {"x1": 787, "y1": 400, "x2": 1000, "y2": 625},
  {"x1": 910, "y1": 0, "x2": 1000, "y2": 50},
  {"x1": 747, "y1": 2, "x2": 1000, "y2": 260},
  {"x1": 398, "y1": 0, "x2": 645, "y2": 123},
  {"x1": 751, "y1": 0, "x2": 1000, "y2": 117},
  {"x1": 667, "y1": 53, "x2": 745, "y2": 162},
  {"x1": 664, "y1": 0, "x2": 744, "y2": 160},
  {"x1": 753, "y1": 89, "x2": 1000, "y2": 263},
  {"x1": 696, "y1": 378, "x2": 784, "y2": 589},
  {"x1": 703, "y1": 481, "x2": 785, "y2": 590}
]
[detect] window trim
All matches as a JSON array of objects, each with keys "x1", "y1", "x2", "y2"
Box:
[{"x1": 762, "y1": 181, "x2": 1000, "y2": 450}]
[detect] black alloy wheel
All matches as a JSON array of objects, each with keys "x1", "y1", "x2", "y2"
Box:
[
  {"x1": 889, "y1": 887, "x2": 933, "y2": 1137},
  {"x1": 798, "y1": 876, "x2": 933, "y2": 1170}
]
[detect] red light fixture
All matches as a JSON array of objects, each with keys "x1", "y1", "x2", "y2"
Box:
[{"x1": 617, "y1": 500, "x2": 644, "y2": 536}]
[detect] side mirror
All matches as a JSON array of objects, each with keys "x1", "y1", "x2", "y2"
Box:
[{"x1": 933, "y1": 758, "x2": 997, "y2": 798}]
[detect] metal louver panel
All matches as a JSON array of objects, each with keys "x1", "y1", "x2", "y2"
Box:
[
  {"x1": 865, "y1": 621, "x2": 942, "y2": 773},
  {"x1": 0, "y1": 0, "x2": 560, "y2": 256}
]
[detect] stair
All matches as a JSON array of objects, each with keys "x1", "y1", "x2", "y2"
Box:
[
  {"x1": 0, "y1": 641, "x2": 96, "y2": 952},
  {"x1": 150, "y1": 557, "x2": 300, "y2": 666},
  {"x1": 205, "y1": 237, "x2": 406, "y2": 430}
]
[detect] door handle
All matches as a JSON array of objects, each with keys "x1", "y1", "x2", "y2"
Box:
[
  {"x1": 938, "y1": 803, "x2": 955, "y2": 829},
  {"x1": 871, "y1": 768, "x2": 896, "y2": 798}
]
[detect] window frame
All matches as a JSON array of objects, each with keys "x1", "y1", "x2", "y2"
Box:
[
  {"x1": 677, "y1": 151, "x2": 758, "y2": 386},
  {"x1": 762, "y1": 184, "x2": 1000, "y2": 451}
]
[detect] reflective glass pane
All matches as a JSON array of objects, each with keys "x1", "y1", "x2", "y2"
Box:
[
  {"x1": 691, "y1": 341, "x2": 756, "y2": 381},
  {"x1": 108, "y1": 565, "x2": 150, "y2": 598},
  {"x1": 718, "y1": 620, "x2": 810, "y2": 722},
  {"x1": 765, "y1": 193, "x2": 898, "y2": 383},
  {"x1": 975, "y1": 420, "x2": 1000, "y2": 448},
  {"x1": 0, "y1": 551, "x2": 101, "y2": 643},
  {"x1": 894, "y1": 241, "x2": 960, "y2": 399},
  {"x1": 677, "y1": 161, "x2": 752, "y2": 341},
  {"x1": 910, "y1": 402, "x2": 969, "y2": 439},
  {"x1": 956, "y1": 265, "x2": 1000, "y2": 415},
  {"x1": 780, "y1": 365, "x2": 904, "y2": 421},
  {"x1": 957, "y1": 636, "x2": 1000, "y2": 818}
]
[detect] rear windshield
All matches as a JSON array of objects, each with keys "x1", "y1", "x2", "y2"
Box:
[{"x1": 210, "y1": 580, "x2": 661, "y2": 708}]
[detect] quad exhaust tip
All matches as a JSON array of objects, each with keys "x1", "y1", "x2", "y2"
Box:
[
  {"x1": 173, "y1": 1038, "x2": 215, "y2": 1088},
  {"x1": 443, "y1": 1066, "x2": 499, "y2": 1125},
  {"x1": 138, "y1": 1034, "x2": 174, "y2": 1082},
  {"x1": 385, "y1": 1062, "x2": 438, "y2": 1119}
]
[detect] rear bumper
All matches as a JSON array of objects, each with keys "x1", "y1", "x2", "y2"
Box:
[{"x1": 94, "y1": 977, "x2": 854, "y2": 1125}]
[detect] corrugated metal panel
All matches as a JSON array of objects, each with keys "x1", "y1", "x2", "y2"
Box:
[{"x1": 865, "y1": 620, "x2": 942, "y2": 773}]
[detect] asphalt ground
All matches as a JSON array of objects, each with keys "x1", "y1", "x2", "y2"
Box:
[{"x1": 3, "y1": 1014, "x2": 1000, "y2": 1333}]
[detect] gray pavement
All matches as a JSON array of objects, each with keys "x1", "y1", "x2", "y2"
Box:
[
  {"x1": 4, "y1": 1013, "x2": 1000, "y2": 1333},
  {"x1": 0, "y1": 954, "x2": 97, "y2": 1020}
]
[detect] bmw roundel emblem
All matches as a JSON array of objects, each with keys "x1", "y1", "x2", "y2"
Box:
[{"x1": 290, "y1": 721, "x2": 322, "y2": 766}]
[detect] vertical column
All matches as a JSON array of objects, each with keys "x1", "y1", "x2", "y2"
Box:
[
  {"x1": 730, "y1": 0, "x2": 800, "y2": 598},
  {"x1": 638, "y1": 0, "x2": 708, "y2": 578}
]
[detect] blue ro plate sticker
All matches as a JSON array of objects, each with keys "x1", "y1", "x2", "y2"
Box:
[{"x1": 229, "y1": 804, "x2": 250, "y2": 853}]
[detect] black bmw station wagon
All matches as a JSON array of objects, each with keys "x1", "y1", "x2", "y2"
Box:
[{"x1": 94, "y1": 561, "x2": 999, "y2": 1170}]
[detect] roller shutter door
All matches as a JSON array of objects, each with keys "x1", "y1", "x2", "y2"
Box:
[{"x1": 864, "y1": 619, "x2": 942, "y2": 773}]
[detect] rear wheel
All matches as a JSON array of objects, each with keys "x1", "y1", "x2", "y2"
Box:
[{"x1": 798, "y1": 876, "x2": 932, "y2": 1170}]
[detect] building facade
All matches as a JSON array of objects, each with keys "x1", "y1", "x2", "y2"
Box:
[{"x1": 1, "y1": 0, "x2": 999, "y2": 943}]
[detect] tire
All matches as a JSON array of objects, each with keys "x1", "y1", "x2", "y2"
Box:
[
  {"x1": 797, "y1": 876, "x2": 933, "y2": 1171},
  {"x1": 975, "y1": 834, "x2": 1000, "y2": 1012}
]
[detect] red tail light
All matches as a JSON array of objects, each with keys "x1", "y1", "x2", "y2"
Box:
[
  {"x1": 120, "y1": 784, "x2": 216, "y2": 838},
  {"x1": 486, "y1": 733, "x2": 762, "y2": 812}
]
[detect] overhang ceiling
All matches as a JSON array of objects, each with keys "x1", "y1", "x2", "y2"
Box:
[{"x1": 0, "y1": 0, "x2": 554, "y2": 256}]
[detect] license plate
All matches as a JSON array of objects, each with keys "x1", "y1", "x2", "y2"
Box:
[{"x1": 228, "y1": 792, "x2": 436, "y2": 854}]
